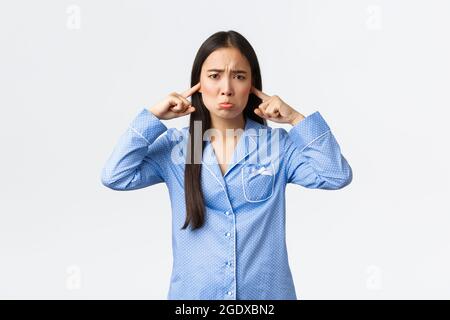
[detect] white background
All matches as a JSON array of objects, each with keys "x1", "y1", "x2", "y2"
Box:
[{"x1": 1, "y1": 0, "x2": 449, "y2": 299}]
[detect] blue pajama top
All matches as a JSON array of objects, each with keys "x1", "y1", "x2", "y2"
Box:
[{"x1": 101, "y1": 108, "x2": 352, "y2": 300}]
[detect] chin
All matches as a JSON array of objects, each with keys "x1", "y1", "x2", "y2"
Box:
[{"x1": 216, "y1": 110, "x2": 243, "y2": 118}]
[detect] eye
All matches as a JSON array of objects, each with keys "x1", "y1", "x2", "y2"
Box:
[
  {"x1": 235, "y1": 75, "x2": 246, "y2": 80},
  {"x1": 208, "y1": 73, "x2": 219, "y2": 79}
]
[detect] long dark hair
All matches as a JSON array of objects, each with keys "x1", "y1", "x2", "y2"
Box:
[{"x1": 182, "y1": 30, "x2": 266, "y2": 231}]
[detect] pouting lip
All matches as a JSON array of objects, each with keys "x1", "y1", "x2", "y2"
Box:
[
  {"x1": 219, "y1": 102, "x2": 234, "y2": 106},
  {"x1": 219, "y1": 103, "x2": 234, "y2": 109}
]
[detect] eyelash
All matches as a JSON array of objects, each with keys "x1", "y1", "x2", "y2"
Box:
[{"x1": 208, "y1": 74, "x2": 246, "y2": 80}]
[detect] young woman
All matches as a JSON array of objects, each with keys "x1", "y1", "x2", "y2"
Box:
[{"x1": 101, "y1": 30, "x2": 352, "y2": 300}]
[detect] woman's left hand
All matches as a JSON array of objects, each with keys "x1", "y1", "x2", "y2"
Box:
[{"x1": 251, "y1": 86, "x2": 305, "y2": 125}]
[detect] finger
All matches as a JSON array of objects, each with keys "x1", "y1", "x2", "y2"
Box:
[
  {"x1": 253, "y1": 108, "x2": 267, "y2": 119},
  {"x1": 264, "y1": 104, "x2": 280, "y2": 118},
  {"x1": 184, "y1": 106, "x2": 195, "y2": 114},
  {"x1": 175, "y1": 93, "x2": 192, "y2": 108},
  {"x1": 179, "y1": 105, "x2": 196, "y2": 116},
  {"x1": 170, "y1": 97, "x2": 186, "y2": 112},
  {"x1": 251, "y1": 86, "x2": 271, "y2": 101},
  {"x1": 265, "y1": 109, "x2": 280, "y2": 118},
  {"x1": 181, "y1": 82, "x2": 201, "y2": 98},
  {"x1": 256, "y1": 100, "x2": 271, "y2": 113}
]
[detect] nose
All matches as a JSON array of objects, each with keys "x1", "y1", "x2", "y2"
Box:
[{"x1": 220, "y1": 78, "x2": 233, "y2": 97}]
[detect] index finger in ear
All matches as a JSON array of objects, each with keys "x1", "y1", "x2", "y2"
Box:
[
  {"x1": 181, "y1": 82, "x2": 201, "y2": 98},
  {"x1": 251, "y1": 86, "x2": 270, "y2": 101}
]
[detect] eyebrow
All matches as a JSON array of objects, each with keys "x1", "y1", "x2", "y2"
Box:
[{"x1": 206, "y1": 68, "x2": 248, "y2": 74}]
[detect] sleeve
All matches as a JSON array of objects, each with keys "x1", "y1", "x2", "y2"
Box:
[
  {"x1": 100, "y1": 108, "x2": 174, "y2": 191},
  {"x1": 283, "y1": 111, "x2": 353, "y2": 190}
]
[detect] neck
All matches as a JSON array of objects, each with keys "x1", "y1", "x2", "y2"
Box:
[{"x1": 209, "y1": 114, "x2": 246, "y2": 143}]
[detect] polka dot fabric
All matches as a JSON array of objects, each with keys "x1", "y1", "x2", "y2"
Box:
[{"x1": 101, "y1": 108, "x2": 352, "y2": 300}]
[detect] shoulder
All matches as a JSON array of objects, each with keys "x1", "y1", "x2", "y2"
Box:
[{"x1": 154, "y1": 126, "x2": 187, "y2": 146}]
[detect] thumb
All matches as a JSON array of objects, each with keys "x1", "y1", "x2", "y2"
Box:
[
  {"x1": 254, "y1": 108, "x2": 264, "y2": 117},
  {"x1": 180, "y1": 106, "x2": 196, "y2": 116}
]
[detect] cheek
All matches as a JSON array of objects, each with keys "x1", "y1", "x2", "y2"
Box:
[
  {"x1": 199, "y1": 81, "x2": 218, "y2": 110},
  {"x1": 241, "y1": 84, "x2": 252, "y2": 95},
  {"x1": 200, "y1": 80, "x2": 216, "y2": 96},
  {"x1": 236, "y1": 83, "x2": 251, "y2": 99}
]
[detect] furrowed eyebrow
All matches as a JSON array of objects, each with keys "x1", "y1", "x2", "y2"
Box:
[{"x1": 206, "y1": 69, "x2": 248, "y2": 74}]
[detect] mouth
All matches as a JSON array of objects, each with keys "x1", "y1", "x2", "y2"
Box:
[{"x1": 219, "y1": 102, "x2": 234, "y2": 109}]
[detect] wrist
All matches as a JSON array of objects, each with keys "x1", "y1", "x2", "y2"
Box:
[
  {"x1": 290, "y1": 113, "x2": 305, "y2": 126},
  {"x1": 149, "y1": 108, "x2": 162, "y2": 120}
]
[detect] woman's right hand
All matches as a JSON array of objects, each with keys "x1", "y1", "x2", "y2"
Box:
[{"x1": 149, "y1": 82, "x2": 201, "y2": 120}]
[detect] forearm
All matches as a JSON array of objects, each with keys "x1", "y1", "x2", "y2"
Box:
[{"x1": 289, "y1": 112, "x2": 306, "y2": 126}]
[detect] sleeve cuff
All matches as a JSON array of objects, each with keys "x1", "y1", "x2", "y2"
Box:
[
  {"x1": 129, "y1": 108, "x2": 168, "y2": 144},
  {"x1": 288, "y1": 111, "x2": 331, "y2": 151}
]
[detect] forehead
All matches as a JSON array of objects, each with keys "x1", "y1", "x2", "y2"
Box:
[{"x1": 202, "y1": 47, "x2": 250, "y2": 70}]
